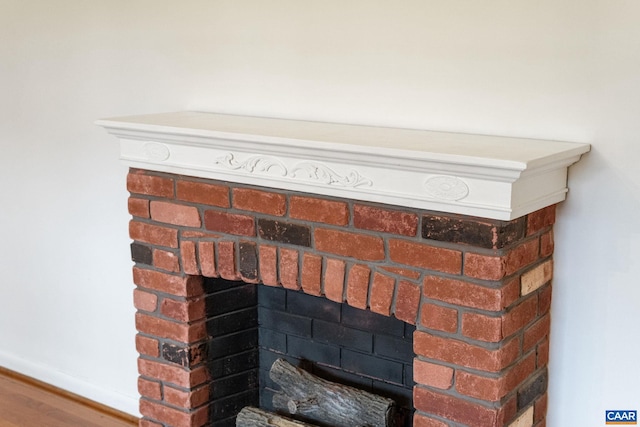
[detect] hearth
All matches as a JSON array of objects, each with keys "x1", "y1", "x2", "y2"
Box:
[{"x1": 98, "y1": 112, "x2": 589, "y2": 427}]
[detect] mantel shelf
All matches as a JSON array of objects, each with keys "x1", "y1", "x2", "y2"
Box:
[{"x1": 97, "y1": 111, "x2": 590, "y2": 220}]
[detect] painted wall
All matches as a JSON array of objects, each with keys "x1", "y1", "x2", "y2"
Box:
[{"x1": 1, "y1": 1, "x2": 638, "y2": 425}]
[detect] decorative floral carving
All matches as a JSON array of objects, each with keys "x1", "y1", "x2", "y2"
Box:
[
  {"x1": 214, "y1": 153, "x2": 287, "y2": 176},
  {"x1": 213, "y1": 153, "x2": 373, "y2": 188},
  {"x1": 424, "y1": 176, "x2": 469, "y2": 201},
  {"x1": 291, "y1": 162, "x2": 373, "y2": 188}
]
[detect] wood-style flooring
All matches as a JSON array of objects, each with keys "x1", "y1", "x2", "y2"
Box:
[{"x1": 0, "y1": 367, "x2": 138, "y2": 427}]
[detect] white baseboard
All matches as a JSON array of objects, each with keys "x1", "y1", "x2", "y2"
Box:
[{"x1": 0, "y1": 349, "x2": 139, "y2": 416}]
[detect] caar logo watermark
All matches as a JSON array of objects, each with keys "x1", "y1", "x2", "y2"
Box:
[{"x1": 606, "y1": 410, "x2": 637, "y2": 425}]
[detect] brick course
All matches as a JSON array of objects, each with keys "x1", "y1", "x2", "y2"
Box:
[
  {"x1": 128, "y1": 198, "x2": 150, "y2": 218},
  {"x1": 153, "y1": 249, "x2": 180, "y2": 273},
  {"x1": 414, "y1": 387, "x2": 503, "y2": 426},
  {"x1": 130, "y1": 221, "x2": 179, "y2": 248},
  {"x1": 421, "y1": 303, "x2": 458, "y2": 333},
  {"x1": 315, "y1": 228, "x2": 385, "y2": 261},
  {"x1": 279, "y1": 248, "x2": 300, "y2": 290},
  {"x1": 133, "y1": 267, "x2": 203, "y2": 298},
  {"x1": 125, "y1": 169, "x2": 556, "y2": 427},
  {"x1": 180, "y1": 241, "x2": 199, "y2": 275},
  {"x1": 233, "y1": 188, "x2": 286, "y2": 216},
  {"x1": 176, "y1": 180, "x2": 229, "y2": 207},
  {"x1": 138, "y1": 377, "x2": 162, "y2": 401},
  {"x1": 422, "y1": 214, "x2": 526, "y2": 250},
  {"x1": 163, "y1": 384, "x2": 211, "y2": 409},
  {"x1": 136, "y1": 335, "x2": 160, "y2": 358},
  {"x1": 354, "y1": 204, "x2": 418, "y2": 236},
  {"x1": 150, "y1": 201, "x2": 201, "y2": 228},
  {"x1": 197, "y1": 242, "x2": 216, "y2": 277},
  {"x1": 301, "y1": 253, "x2": 322, "y2": 296},
  {"x1": 389, "y1": 239, "x2": 462, "y2": 274},
  {"x1": 204, "y1": 210, "x2": 255, "y2": 236},
  {"x1": 413, "y1": 413, "x2": 448, "y2": 427},
  {"x1": 414, "y1": 332, "x2": 520, "y2": 372},
  {"x1": 290, "y1": 196, "x2": 349, "y2": 225},
  {"x1": 413, "y1": 359, "x2": 454, "y2": 390},
  {"x1": 324, "y1": 258, "x2": 346, "y2": 303},
  {"x1": 370, "y1": 273, "x2": 395, "y2": 316},
  {"x1": 127, "y1": 171, "x2": 174, "y2": 198},
  {"x1": 346, "y1": 264, "x2": 371, "y2": 309},
  {"x1": 134, "y1": 289, "x2": 158, "y2": 313},
  {"x1": 395, "y1": 281, "x2": 421, "y2": 325}
]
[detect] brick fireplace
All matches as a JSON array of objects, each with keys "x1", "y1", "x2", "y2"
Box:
[{"x1": 98, "y1": 112, "x2": 589, "y2": 427}]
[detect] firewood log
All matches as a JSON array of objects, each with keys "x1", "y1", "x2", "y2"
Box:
[
  {"x1": 269, "y1": 358, "x2": 396, "y2": 427},
  {"x1": 236, "y1": 406, "x2": 319, "y2": 427}
]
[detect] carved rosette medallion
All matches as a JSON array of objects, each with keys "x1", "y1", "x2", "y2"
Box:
[
  {"x1": 424, "y1": 175, "x2": 469, "y2": 201},
  {"x1": 143, "y1": 142, "x2": 170, "y2": 161}
]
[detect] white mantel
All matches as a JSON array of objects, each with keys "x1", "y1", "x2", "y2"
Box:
[{"x1": 97, "y1": 111, "x2": 590, "y2": 220}]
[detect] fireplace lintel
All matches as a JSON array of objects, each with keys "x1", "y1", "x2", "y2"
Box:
[{"x1": 97, "y1": 111, "x2": 589, "y2": 220}]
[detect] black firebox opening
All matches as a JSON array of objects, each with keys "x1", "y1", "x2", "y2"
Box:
[{"x1": 203, "y1": 278, "x2": 414, "y2": 427}]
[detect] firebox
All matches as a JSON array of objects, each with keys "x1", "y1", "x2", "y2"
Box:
[
  {"x1": 98, "y1": 112, "x2": 589, "y2": 427},
  {"x1": 179, "y1": 276, "x2": 416, "y2": 427}
]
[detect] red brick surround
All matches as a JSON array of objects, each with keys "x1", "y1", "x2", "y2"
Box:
[{"x1": 128, "y1": 168, "x2": 553, "y2": 427}]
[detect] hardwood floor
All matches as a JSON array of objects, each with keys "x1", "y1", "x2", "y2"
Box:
[{"x1": 0, "y1": 367, "x2": 138, "y2": 427}]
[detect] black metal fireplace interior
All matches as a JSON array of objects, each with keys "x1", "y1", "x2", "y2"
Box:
[{"x1": 200, "y1": 277, "x2": 414, "y2": 427}]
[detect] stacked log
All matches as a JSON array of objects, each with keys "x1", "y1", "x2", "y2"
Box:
[
  {"x1": 270, "y1": 358, "x2": 396, "y2": 427},
  {"x1": 236, "y1": 359, "x2": 397, "y2": 427},
  {"x1": 236, "y1": 407, "x2": 319, "y2": 427}
]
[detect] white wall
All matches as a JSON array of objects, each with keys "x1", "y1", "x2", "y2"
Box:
[{"x1": 1, "y1": 1, "x2": 638, "y2": 425}]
